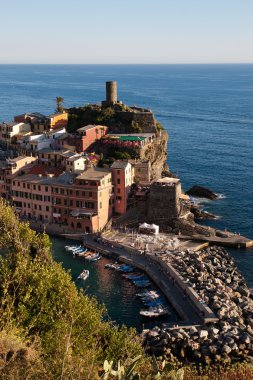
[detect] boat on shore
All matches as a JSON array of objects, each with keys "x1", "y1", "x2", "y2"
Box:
[{"x1": 77, "y1": 269, "x2": 89, "y2": 281}]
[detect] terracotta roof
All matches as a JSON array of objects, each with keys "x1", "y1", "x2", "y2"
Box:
[{"x1": 28, "y1": 165, "x2": 64, "y2": 177}]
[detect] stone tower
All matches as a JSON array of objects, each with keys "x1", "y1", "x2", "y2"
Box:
[
  {"x1": 102, "y1": 81, "x2": 117, "y2": 106},
  {"x1": 148, "y1": 178, "x2": 182, "y2": 223}
]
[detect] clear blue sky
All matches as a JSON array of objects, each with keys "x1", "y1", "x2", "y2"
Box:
[{"x1": 1, "y1": 0, "x2": 253, "y2": 64}]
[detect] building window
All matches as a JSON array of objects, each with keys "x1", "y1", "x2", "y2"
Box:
[
  {"x1": 45, "y1": 186, "x2": 48, "y2": 192},
  {"x1": 117, "y1": 170, "x2": 120, "y2": 175},
  {"x1": 76, "y1": 200, "x2": 79, "y2": 207},
  {"x1": 46, "y1": 206, "x2": 49, "y2": 211},
  {"x1": 77, "y1": 222, "x2": 82, "y2": 229},
  {"x1": 100, "y1": 202, "x2": 102, "y2": 209},
  {"x1": 89, "y1": 192, "x2": 92, "y2": 198},
  {"x1": 76, "y1": 190, "x2": 79, "y2": 196},
  {"x1": 70, "y1": 200, "x2": 73, "y2": 206},
  {"x1": 117, "y1": 178, "x2": 120, "y2": 184},
  {"x1": 117, "y1": 189, "x2": 120, "y2": 193}
]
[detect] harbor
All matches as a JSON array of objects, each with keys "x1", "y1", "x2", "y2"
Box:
[
  {"x1": 82, "y1": 232, "x2": 217, "y2": 327},
  {"x1": 51, "y1": 236, "x2": 181, "y2": 331}
]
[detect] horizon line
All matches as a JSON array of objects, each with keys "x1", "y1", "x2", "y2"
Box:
[{"x1": 0, "y1": 62, "x2": 253, "y2": 65}]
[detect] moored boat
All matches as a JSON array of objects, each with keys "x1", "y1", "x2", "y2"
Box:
[
  {"x1": 140, "y1": 306, "x2": 169, "y2": 318},
  {"x1": 85, "y1": 252, "x2": 101, "y2": 261},
  {"x1": 73, "y1": 248, "x2": 88, "y2": 257},
  {"x1": 77, "y1": 269, "x2": 89, "y2": 281},
  {"x1": 117, "y1": 265, "x2": 135, "y2": 273}
]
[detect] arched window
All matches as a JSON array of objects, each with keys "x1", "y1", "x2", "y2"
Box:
[{"x1": 77, "y1": 222, "x2": 82, "y2": 229}]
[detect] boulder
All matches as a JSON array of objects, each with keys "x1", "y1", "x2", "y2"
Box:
[{"x1": 186, "y1": 185, "x2": 218, "y2": 200}]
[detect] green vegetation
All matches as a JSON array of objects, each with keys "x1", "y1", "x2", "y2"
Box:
[
  {"x1": 129, "y1": 121, "x2": 142, "y2": 133},
  {"x1": 0, "y1": 199, "x2": 148, "y2": 378},
  {"x1": 156, "y1": 122, "x2": 165, "y2": 131},
  {"x1": 56, "y1": 96, "x2": 64, "y2": 113},
  {"x1": 107, "y1": 147, "x2": 138, "y2": 160}
]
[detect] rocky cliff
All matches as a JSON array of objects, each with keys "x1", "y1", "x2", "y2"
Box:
[{"x1": 139, "y1": 131, "x2": 170, "y2": 180}]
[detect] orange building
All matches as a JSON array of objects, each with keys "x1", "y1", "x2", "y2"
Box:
[{"x1": 14, "y1": 112, "x2": 68, "y2": 133}]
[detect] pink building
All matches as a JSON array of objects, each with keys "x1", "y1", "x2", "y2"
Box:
[
  {"x1": 8, "y1": 166, "x2": 113, "y2": 234},
  {"x1": 74, "y1": 125, "x2": 108, "y2": 152},
  {"x1": 12, "y1": 175, "x2": 52, "y2": 222}
]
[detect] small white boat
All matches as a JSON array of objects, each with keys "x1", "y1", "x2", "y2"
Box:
[
  {"x1": 65, "y1": 245, "x2": 82, "y2": 252},
  {"x1": 77, "y1": 269, "x2": 89, "y2": 281},
  {"x1": 140, "y1": 306, "x2": 169, "y2": 318}
]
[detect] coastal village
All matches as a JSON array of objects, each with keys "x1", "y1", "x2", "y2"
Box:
[{"x1": 1, "y1": 81, "x2": 253, "y2": 364}]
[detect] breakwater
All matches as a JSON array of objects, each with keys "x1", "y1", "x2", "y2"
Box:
[{"x1": 143, "y1": 246, "x2": 253, "y2": 363}]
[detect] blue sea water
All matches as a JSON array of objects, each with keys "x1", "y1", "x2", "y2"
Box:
[{"x1": 0, "y1": 64, "x2": 253, "y2": 326}]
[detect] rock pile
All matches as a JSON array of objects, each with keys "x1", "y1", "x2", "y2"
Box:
[{"x1": 142, "y1": 246, "x2": 253, "y2": 363}]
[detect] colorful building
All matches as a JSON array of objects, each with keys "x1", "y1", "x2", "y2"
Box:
[
  {"x1": 74, "y1": 125, "x2": 108, "y2": 152},
  {"x1": 14, "y1": 111, "x2": 68, "y2": 133}
]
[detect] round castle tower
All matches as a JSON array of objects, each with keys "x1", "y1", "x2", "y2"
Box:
[{"x1": 106, "y1": 81, "x2": 117, "y2": 105}]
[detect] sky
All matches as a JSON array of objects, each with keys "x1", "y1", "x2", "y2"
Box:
[{"x1": 1, "y1": 0, "x2": 253, "y2": 64}]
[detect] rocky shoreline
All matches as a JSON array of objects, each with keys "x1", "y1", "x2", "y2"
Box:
[{"x1": 142, "y1": 246, "x2": 253, "y2": 363}]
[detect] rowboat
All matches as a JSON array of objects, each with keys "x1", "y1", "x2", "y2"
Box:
[{"x1": 77, "y1": 269, "x2": 89, "y2": 281}]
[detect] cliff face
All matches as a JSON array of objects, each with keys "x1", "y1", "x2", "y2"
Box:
[{"x1": 139, "y1": 131, "x2": 169, "y2": 180}]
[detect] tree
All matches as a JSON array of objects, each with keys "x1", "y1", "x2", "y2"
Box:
[
  {"x1": 55, "y1": 97, "x2": 64, "y2": 113},
  {"x1": 0, "y1": 199, "x2": 148, "y2": 378}
]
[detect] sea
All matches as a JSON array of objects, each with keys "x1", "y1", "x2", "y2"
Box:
[{"x1": 0, "y1": 64, "x2": 252, "y2": 329}]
